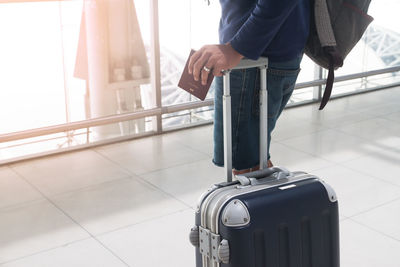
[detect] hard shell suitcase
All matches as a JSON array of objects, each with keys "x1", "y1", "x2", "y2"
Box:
[{"x1": 189, "y1": 58, "x2": 340, "y2": 267}]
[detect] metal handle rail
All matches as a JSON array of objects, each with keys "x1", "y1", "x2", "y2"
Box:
[{"x1": 223, "y1": 57, "x2": 269, "y2": 182}]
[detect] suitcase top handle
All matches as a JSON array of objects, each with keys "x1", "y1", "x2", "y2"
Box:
[{"x1": 235, "y1": 167, "x2": 291, "y2": 186}]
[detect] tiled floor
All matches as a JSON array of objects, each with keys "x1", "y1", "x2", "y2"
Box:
[{"x1": 1, "y1": 87, "x2": 400, "y2": 266}]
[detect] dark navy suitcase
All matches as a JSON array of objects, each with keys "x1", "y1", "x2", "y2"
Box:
[{"x1": 189, "y1": 58, "x2": 340, "y2": 267}]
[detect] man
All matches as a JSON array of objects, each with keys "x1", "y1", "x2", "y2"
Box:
[{"x1": 188, "y1": 0, "x2": 310, "y2": 174}]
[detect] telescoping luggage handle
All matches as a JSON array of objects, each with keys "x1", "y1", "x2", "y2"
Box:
[{"x1": 223, "y1": 57, "x2": 269, "y2": 182}]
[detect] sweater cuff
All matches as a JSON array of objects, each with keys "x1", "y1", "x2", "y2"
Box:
[{"x1": 229, "y1": 37, "x2": 260, "y2": 60}]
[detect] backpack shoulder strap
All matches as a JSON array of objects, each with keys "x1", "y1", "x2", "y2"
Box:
[
  {"x1": 314, "y1": 0, "x2": 336, "y2": 47},
  {"x1": 313, "y1": 0, "x2": 344, "y2": 109}
]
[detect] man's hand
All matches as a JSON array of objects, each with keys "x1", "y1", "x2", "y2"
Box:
[{"x1": 188, "y1": 43, "x2": 244, "y2": 85}]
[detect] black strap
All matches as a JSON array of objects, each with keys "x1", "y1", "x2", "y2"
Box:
[
  {"x1": 319, "y1": 62, "x2": 334, "y2": 110},
  {"x1": 319, "y1": 47, "x2": 343, "y2": 110}
]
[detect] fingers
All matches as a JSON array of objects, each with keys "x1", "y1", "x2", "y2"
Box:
[
  {"x1": 201, "y1": 65, "x2": 212, "y2": 85},
  {"x1": 200, "y1": 57, "x2": 217, "y2": 85},
  {"x1": 188, "y1": 45, "x2": 229, "y2": 83},
  {"x1": 188, "y1": 50, "x2": 201, "y2": 75},
  {"x1": 192, "y1": 52, "x2": 211, "y2": 82},
  {"x1": 212, "y1": 62, "x2": 225, "y2": 77}
]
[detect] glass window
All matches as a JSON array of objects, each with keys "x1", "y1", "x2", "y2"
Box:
[
  {"x1": 0, "y1": 0, "x2": 156, "y2": 161},
  {"x1": 331, "y1": 0, "x2": 400, "y2": 96}
]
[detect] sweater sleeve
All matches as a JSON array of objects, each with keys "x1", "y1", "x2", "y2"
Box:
[{"x1": 229, "y1": 0, "x2": 301, "y2": 60}]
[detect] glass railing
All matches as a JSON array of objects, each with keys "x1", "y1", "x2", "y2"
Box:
[{"x1": 0, "y1": 0, "x2": 399, "y2": 164}]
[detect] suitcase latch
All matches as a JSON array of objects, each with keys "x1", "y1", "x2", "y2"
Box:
[{"x1": 199, "y1": 226, "x2": 222, "y2": 263}]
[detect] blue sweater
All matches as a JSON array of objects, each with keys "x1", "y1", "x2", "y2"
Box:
[{"x1": 219, "y1": 0, "x2": 310, "y2": 61}]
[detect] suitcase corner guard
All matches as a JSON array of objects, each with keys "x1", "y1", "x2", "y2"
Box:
[{"x1": 319, "y1": 179, "x2": 338, "y2": 202}]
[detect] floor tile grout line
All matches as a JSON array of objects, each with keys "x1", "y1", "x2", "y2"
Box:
[
  {"x1": 165, "y1": 125, "x2": 214, "y2": 157},
  {"x1": 92, "y1": 146, "x2": 210, "y2": 178},
  {"x1": 274, "y1": 139, "x2": 339, "y2": 167},
  {"x1": 305, "y1": 164, "x2": 400, "y2": 218},
  {"x1": 347, "y1": 217, "x2": 400, "y2": 243},
  {"x1": 5, "y1": 166, "x2": 137, "y2": 204},
  {"x1": 314, "y1": 162, "x2": 400, "y2": 218},
  {"x1": 0, "y1": 237, "x2": 91, "y2": 266},
  {"x1": 7, "y1": 167, "x2": 132, "y2": 267},
  {"x1": 175, "y1": 141, "x2": 213, "y2": 158},
  {"x1": 91, "y1": 149, "x2": 194, "y2": 209},
  {"x1": 0, "y1": 198, "x2": 45, "y2": 214},
  {"x1": 0, "y1": 166, "x2": 49, "y2": 212},
  {"x1": 40, "y1": 176, "x2": 134, "y2": 199},
  {"x1": 90, "y1": 237, "x2": 131, "y2": 267},
  {"x1": 336, "y1": 161, "x2": 400, "y2": 189},
  {"x1": 346, "y1": 195, "x2": 400, "y2": 220},
  {"x1": 134, "y1": 157, "x2": 216, "y2": 177},
  {"x1": 95, "y1": 207, "x2": 195, "y2": 239},
  {"x1": 272, "y1": 126, "x2": 330, "y2": 142}
]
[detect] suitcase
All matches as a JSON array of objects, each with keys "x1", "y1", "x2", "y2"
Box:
[{"x1": 189, "y1": 58, "x2": 340, "y2": 267}]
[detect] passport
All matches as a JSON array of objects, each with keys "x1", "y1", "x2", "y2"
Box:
[{"x1": 178, "y1": 49, "x2": 214, "y2": 101}]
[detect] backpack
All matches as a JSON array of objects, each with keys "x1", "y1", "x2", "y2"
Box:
[{"x1": 304, "y1": 0, "x2": 374, "y2": 110}]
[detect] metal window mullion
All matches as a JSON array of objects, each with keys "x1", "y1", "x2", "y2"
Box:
[
  {"x1": 313, "y1": 64, "x2": 323, "y2": 100},
  {"x1": 58, "y1": 1, "x2": 73, "y2": 146},
  {"x1": 150, "y1": 0, "x2": 162, "y2": 134}
]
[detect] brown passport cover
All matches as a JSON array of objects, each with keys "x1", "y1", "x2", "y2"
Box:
[{"x1": 178, "y1": 49, "x2": 214, "y2": 101}]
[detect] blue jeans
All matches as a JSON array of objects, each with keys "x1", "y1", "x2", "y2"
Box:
[{"x1": 213, "y1": 54, "x2": 303, "y2": 170}]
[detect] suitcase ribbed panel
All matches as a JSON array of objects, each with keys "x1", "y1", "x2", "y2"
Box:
[
  {"x1": 322, "y1": 210, "x2": 333, "y2": 267},
  {"x1": 251, "y1": 216, "x2": 331, "y2": 267},
  {"x1": 254, "y1": 230, "x2": 266, "y2": 266},
  {"x1": 301, "y1": 217, "x2": 312, "y2": 267},
  {"x1": 278, "y1": 224, "x2": 290, "y2": 267}
]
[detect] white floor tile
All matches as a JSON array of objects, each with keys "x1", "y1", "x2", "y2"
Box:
[
  {"x1": 385, "y1": 111, "x2": 400, "y2": 123},
  {"x1": 95, "y1": 135, "x2": 209, "y2": 175},
  {"x1": 269, "y1": 142, "x2": 333, "y2": 171},
  {"x1": 312, "y1": 165, "x2": 400, "y2": 217},
  {"x1": 272, "y1": 119, "x2": 328, "y2": 141},
  {"x1": 98, "y1": 209, "x2": 195, "y2": 267},
  {"x1": 140, "y1": 159, "x2": 224, "y2": 207},
  {"x1": 340, "y1": 219, "x2": 400, "y2": 267},
  {"x1": 359, "y1": 87, "x2": 400, "y2": 104},
  {"x1": 286, "y1": 99, "x2": 361, "y2": 124},
  {"x1": 0, "y1": 200, "x2": 89, "y2": 264},
  {"x1": 337, "y1": 90, "x2": 395, "y2": 112},
  {"x1": 351, "y1": 198, "x2": 400, "y2": 241},
  {"x1": 362, "y1": 102, "x2": 400, "y2": 117},
  {"x1": 166, "y1": 126, "x2": 214, "y2": 156},
  {"x1": 320, "y1": 111, "x2": 375, "y2": 128},
  {"x1": 10, "y1": 150, "x2": 131, "y2": 196},
  {"x1": 0, "y1": 167, "x2": 43, "y2": 210},
  {"x1": 337, "y1": 117, "x2": 400, "y2": 147},
  {"x1": 0, "y1": 238, "x2": 126, "y2": 267},
  {"x1": 283, "y1": 129, "x2": 368, "y2": 163},
  {"x1": 343, "y1": 151, "x2": 400, "y2": 186},
  {"x1": 50, "y1": 178, "x2": 188, "y2": 236}
]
